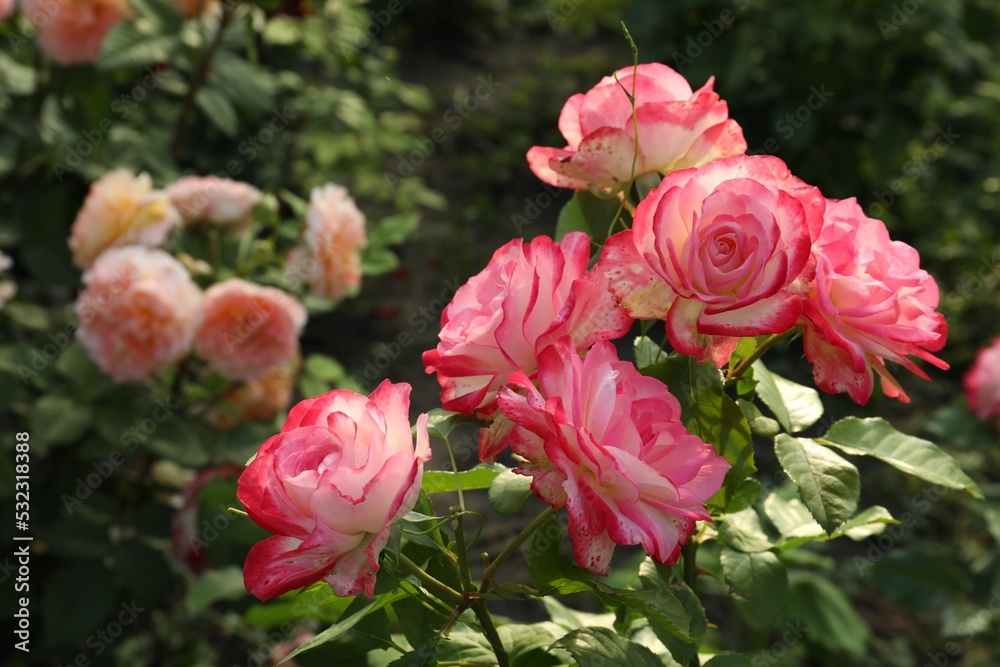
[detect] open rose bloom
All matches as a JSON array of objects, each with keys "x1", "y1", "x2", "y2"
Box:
[
  {"x1": 76, "y1": 247, "x2": 202, "y2": 382},
  {"x1": 494, "y1": 337, "x2": 730, "y2": 575},
  {"x1": 965, "y1": 337, "x2": 1000, "y2": 428},
  {"x1": 69, "y1": 169, "x2": 181, "y2": 269},
  {"x1": 599, "y1": 155, "x2": 824, "y2": 367},
  {"x1": 801, "y1": 197, "x2": 948, "y2": 405},
  {"x1": 238, "y1": 381, "x2": 431, "y2": 600},
  {"x1": 167, "y1": 176, "x2": 262, "y2": 228},
  {"x1": 527, "y1": 63, "x2": 746, "y2": 193},
  {"x1": 0, "y1": 0, "x2": 15, "y2": 21},
  {"x1": 288, "y1": 183, "x2": 368, "y2": 301},
  {"x1": 195, "y1": 279, "x2": 307, "y2": 381},
  {"x1": 423, "y1": 231, "x2": 632, "y2": 417},
  {"x1": 21, "y1": 0, "x2": 130, "y2": 65}
]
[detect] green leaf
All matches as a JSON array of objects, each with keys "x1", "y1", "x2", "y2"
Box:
[
  {"x1": 787, "y1": 572, "x2": 870, "y2": 657},
  {"x1": 43, "y1": 562, "x2": 116, "y2": 645},
  {"x1": 553, "y1": 627, "x2": 665, "y2": 667},
  {"x1": 30, "y1": 395, "x2": 92, "y2": 449},
  {"x1": 751, "y1": 361, "x2": 823, "y2": 433},
  {"x1": 99, "y1": 21, "x2": 180, "y2": 70},
  {"x1": 639, "y1": 562, "x2": 705, "y2": 665},
  {"x1": 392, "y1": 596, "x2": 447, "y2": 653},
  {"x1": 820, "y1": 417, "x2": 983, "y2": 499},
  {"x1": 554, "y1": 193, "x2": 594, "y2": 241},
  {"x1": 643, "y1": 354, "x2": 755, "y2": 512},
  {"x1": 43, "y1": 519, "x2": 109, "y2": 559},
  {"x1": 424, "y1": 408, "x2": 481, "y2": 439},
  {"x1": 436, "y1": 628, "x2": 497, "y2": 664},
  {"x1": 3, "y1": 302, "x2": 49, "y2": 330},
  {"x1": 284, "y1": 592, "x2": 405, "y2": 662},
  {"x1": 370, "y1": 212, "x2": 421, "y2": 247},
  {"x1": 210, "y1": 52, "x2": 277, "y2": 113},
  {"x1": 868, "y1": 549, "x2": 966, "y2": 611},
  {"x1": 718, "y1": 508, "x2": 773, "y2": 553},
  {"x1": 185, "y1": 566, "x2": 247, "y2": 614},
  {"x1": 593, "y1": 583, "x2": 692, "y2": 643},
  {"x1": 835, "y1": 506, "x2": 897, "y2": 541},
  {"x1": 195, "y1": 86, "x2": 240, "y2": 137},
  {"x1": 317, "y1": 608, "x2": 395, "y2": 657},
  {"x1": 498, "y1": 624, "x2": 557, "y2": 665},
  {"x1": 488, "y1": 469, "x2": 534, "y2": 515},
  {"x1": 774, "y1": 435, "x2": 860, "y2": 533},
  {"x1": 129, "y1": 0, "x2": 183, "y2": 33},
  {"x1": 720, "y1": 547, "x2": 788, "y2": 629},
  {"x1": 421, "y1": 464, "x2": 505, "y2": 494},
  {"x1": 387, "y1": 641, "x2": 437, "y2": 667},
  {"x1": 362, "y1": 247, "x2": 400, "y2": 276},
  {"x1": 527, "y1": 516, "x2": 596, "y2": 595},
  {"x1": 737, "y1": 399, "x2": 780, "y2": 437},
  {"x1": 633, "y1": 335, "x2": 665, "y2": 368},
  {"x1": 704, "y1": 655, "x2": 752, "y2": 667}
]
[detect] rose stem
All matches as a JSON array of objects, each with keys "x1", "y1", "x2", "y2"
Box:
[
  {"x1": 394, "y1": 553, "x2": 463, "y2": 606},
  {"x1": 725, "y1": 330, "x2": 794, "y2": 384},
  {"x1": 479, "y1": 506, "x2": 556, "y2": 591}
]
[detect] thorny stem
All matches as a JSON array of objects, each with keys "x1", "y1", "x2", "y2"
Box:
[{"x1": 471, "y1": 600, "x2": 510, "y2": 667}]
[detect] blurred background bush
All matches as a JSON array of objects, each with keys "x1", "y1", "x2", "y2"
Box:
[{"x1": 1, "y1": 0, "x2": 998, "y2": 665}]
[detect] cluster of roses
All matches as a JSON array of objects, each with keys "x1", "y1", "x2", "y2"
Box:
[
  {"x1": 70, "y1": 169, "x2": 367, "y2": 425},
  {"x1": 0, "y1": 0, "x2": 216, "y2": 65},
  {"x1": 236, "y1": 62, "x2": 953, "y2": 601}
]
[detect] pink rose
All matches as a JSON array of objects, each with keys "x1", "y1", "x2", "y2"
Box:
[
  {"x1": 286, "y1": 184, "x2": 367, "y2": 301},
  {"x1": 237, "y1": 381, "x2": 431, "y2": 600},
  {"x1": 195, "y1": 279, "x2": 307, "y2": 381},
  {"x1": 166, "y1": 176, "x2": 262, "y2": 227},
  {"x1": 423, "y1": 232, "x2": 633, "y2": 416},
  {"x1": 0, "y1": 0, "x2": 15, "y2": 21},
  {"x1": 495, "y1": 337, "x2": 730, "y2": 575},
  {"x1": 802, "y1": 197, "x2": 947, "y2": 405},
  {"x1": 21, "y1": 0, "x2": 130, "y2": 65},
  {"x1": 69, "y1": 169, "x2": 181, "y2": 269},
  {"x1": 76, "y1": 247, "x2": 202, "y2": 382},
  {"x1": 598, "y1": 155, "x2": 824, "y2": 367},
  {"x1": 965, "y1": 337, "x2": 1000, "y2": 428},
  {"x1": 527, "y1": 62, "x2": 746, "y2": 193}
]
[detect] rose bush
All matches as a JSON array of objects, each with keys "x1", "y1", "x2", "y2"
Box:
[
  {"x1": 423, "y1": 231, "x2": 632, "y2": 416},
  {"x1": 237, "y1": 381, "x2": 430, "y2": 600},
  {"x1": 527, "y1": 62, "x2": 746, "y2": 193}
]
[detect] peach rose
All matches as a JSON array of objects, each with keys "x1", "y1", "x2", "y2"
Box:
[
  {"x1": 0, "y1": 250, "x2": 16, "y2": 310},
  {"x1": 195, "y1": 279, "x2": 307, "y2": 381},
  {"x1": 287, "y1": 184, "x2": 367, "y2": 301},
  {"x1": 69, "y1": 169, "x2": 180, "y2": 269},
  {"x1": 166, "y1": 176, "x2": 262, "y2": 228},
  {"x1": 0, "y1": 0, "x2": 15, "y2": 21},
  {"x1": 21, "y1": 0, "x2": 130, "y2": 65},
  {"x1": 205, "y1": 359, "x2": 299, "y2": 431},
  {"x1": 76, "y1": 247, "x2": 202, "y2": 382}
]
